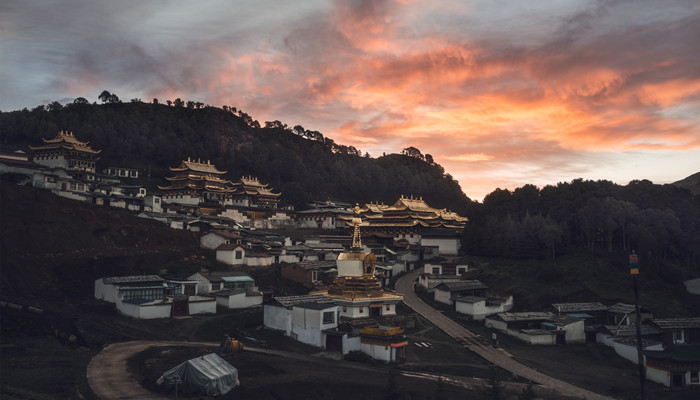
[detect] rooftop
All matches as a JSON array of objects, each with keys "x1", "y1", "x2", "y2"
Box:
[
  {"x1": 651, "y1": 317, "x2": 700, "y2": 329},
  {"x1": 103, "y1": 275, "x2": 164, "y2": 284},
  {"x1": 494, "y1": 312, "x2": 555, "y2": 322},
  {"x1": 551, "y1": 302, "x2": 608, "y2": 313},
  {"x1": 435, "y1": 280, "x2": 488, "y2": 292},
  {"x1": 272, "y1": 294, "x2": 336, "y2": 308}
]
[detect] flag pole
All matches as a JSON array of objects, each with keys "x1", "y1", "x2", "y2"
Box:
[{"x1": 630, "y1": 251, "x2": 646, "y2": 400}]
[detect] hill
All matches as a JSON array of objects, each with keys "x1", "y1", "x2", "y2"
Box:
[
  {"x1": 673, "y1": 171, "x2": 700, "y2": 195},
  {"x1": 0, "y1": 100, "x2": 470, "y2": 213},
  {"x1": 0, "y1": 178, "x2": 204, "y2": 302}
]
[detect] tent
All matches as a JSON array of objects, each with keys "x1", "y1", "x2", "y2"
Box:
[{"x1": 157, "y1": 353, "x2": 239, "y2": 396}]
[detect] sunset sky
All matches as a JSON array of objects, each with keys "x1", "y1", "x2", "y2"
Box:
[{"x1": 1, "y1": 0, "x2": 698, "y2": 201}]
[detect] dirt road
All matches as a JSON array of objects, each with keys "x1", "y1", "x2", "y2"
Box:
[
  {"x1": 395, "y1": 268, "x2": 616, "y2": 400},
  {"x1": 86, "y1": 340, "x2": 218, "y2": 400}
]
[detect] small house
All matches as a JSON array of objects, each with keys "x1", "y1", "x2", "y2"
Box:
[
  {"x1": 200, "y1": 230, "x2": 243, "y2": 250},
  {"x1": 263, "y1": 294, "x2": 339, "y2": 349},
  {"x1": 420, "y1": 230, "x2": 462, "y2": 256},
  {"x1": 455, "y1": 295, "x2": 514, "y2": 320},
  {"x1": 215, "y1": 243, "x2": 247, "y2": 266},
  {"x1": 433, "y1": 280, "x2": 488, "y2": 306},
  {"x1": 650, "y1": 317, "x2": 700, "y2": 346}
]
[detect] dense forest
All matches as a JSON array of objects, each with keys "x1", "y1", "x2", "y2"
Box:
[
  {"x1": 2, "y1": 94, "x2": 699, "y2": 272},
  {"x1": 462, "y1": 179, "x2": 700, "y2": 272},
  {"x1": 0, "y1": 93, "x2": 468, "y2": 212}
]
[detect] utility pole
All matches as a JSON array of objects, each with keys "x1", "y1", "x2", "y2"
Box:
[{"x1": 630, "y1": 251, "x2": 646, "y2": 400}]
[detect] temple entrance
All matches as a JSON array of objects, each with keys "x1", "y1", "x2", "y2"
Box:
[
  {"x1": 672, "y1": 372, "x2": 684, "y2": 387},
  {"x1": 370, "y1": 304, "x2": 382, "y2": 317},
  {"x1": 325, "y1": 334, "x2": 343, "y2": 353}
]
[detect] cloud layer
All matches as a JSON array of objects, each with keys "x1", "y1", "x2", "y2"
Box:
[{"x1": 2, "y1": 0, "x2": 699, "y2": 200}]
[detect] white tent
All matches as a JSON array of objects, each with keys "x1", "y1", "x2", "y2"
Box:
[{"x1": 157, "y1": 353, "x2": 239, "y2": 396}]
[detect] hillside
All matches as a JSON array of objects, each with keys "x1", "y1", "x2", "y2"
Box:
[
  {"x1": 0, "y1": 101, "x2": 470, "y2": 213},
  {"x1": 0, "y1": 178, "x2": 203, "y2": 302},
  {"x1": 673, "y1": 171, "x2": 700, "y2": 195}
]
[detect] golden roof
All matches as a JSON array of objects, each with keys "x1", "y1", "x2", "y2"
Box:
[
  {"x1": 29, "y1": 130, "x2": 101, "y2": 154},
  {"x1": 169, "y1": 157, "x2": 227, "y2": 174}
]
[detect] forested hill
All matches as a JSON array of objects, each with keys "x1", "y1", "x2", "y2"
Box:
[
  {"x1": 462, "y1": 179, "x2": 700, "y2": 271},
  {"x1": 0, "y1": 100, "x2": 469, "y2": 212}
]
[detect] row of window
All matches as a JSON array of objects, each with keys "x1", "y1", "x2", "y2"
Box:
[{"x1": 121, "y1": 288, "x2": 168, "y2": 301}]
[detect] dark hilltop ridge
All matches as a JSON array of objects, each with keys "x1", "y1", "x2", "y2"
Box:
[{"x1": 0, "y1": 98, "x2": 469, "y2": 213}]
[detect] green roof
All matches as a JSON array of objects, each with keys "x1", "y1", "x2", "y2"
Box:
[
  {"x1": 644, "y1": 345, "x2": 700, "y2": 362},
  {"x1": 221, "y1": 276, "x2": 254, "y2": 283}
]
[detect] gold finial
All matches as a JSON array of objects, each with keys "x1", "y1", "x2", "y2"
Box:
[{"x1": 351, "y1": 203, "x2": 363, "y2": 249}]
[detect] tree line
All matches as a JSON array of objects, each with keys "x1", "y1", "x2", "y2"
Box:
[{"x1": 462, "y1": 179, "x2": 700, "y2": 271}]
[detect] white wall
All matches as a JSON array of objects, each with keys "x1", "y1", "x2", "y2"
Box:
[
  {"x1": 218, "y1": 292, "x2": 262, "y2": 309},
  {"x1": 421, "y1": 238, "x2": 460, "y2": 256},
  {"x1": 264, "y1": 305, "x2": 291, "y2": 333},
  {"x1": 116, "y1": 298, "x2": 172, "y2": 319},
  {"x1": 188, "y1": 297, "x2": 216, "y2": 315},
  {"x1": 646, "y1": 365, "x2": 670, "y2": 387},
  {"x1": 215, "y1": 248, "x2": 246, "y2": 266},
  {"x1": 563, "y1": 320, "x2": 586, "y2": 343},
  {"x1": 613, "y1": 341, "x2": 663, "y2": 365},
  {"x1": 343, "y1": 335, "x2": 361, "y2": 355},
  {"x1": 433, "y1": 289, "x2": 453, "y2": 305},
  {"x1": 94, "y1": 279, "x2": 117, "y2": 303},
  {"x1": 457, "y1": 296, "x2": 513, "y2": 320},
  {"x1": 361, "y1": 342, "x2": 392, "y2": 363}
]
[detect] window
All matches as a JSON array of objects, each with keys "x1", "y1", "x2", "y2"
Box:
[
  {"x1": 342, "y1": 306, "x2": 347, "y2": 312},
  {"x1": 432, "y1": 267, "x2": 440, "y2": 274},
  {"x1": 69, "y1": 183, "x2": 76, "y2": 191},
  {"x1": 212, "y1": 282, "x2": 221, "y2": 291},
  {"x1": 458, "y1": 268, "x2": 466, "y2": 275},
  {"x1": 322, "y1": 311, "x2": 334, "y2": 324},
  {"x1": 673, "y1": 329, "x2": 685, "y2": 344},
  {"x1": 691, "y1": 371, "x2": 699, "y2": 383},
  {"x1": 386, "y1": 305, "x2": 391, "y2": 311},
  {"x1": 312, "y1": 270, "x2": 318, "y2": 282},
  {"x1": 235, "y1": 250, "x2": 243, "y2": 260},
  {"x1": 359, "y1": 307, "x2": 364, "y2": 314}
]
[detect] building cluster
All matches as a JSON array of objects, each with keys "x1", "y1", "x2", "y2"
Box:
[
  {"x1": 1, "y1": 131, "x2": 467, "y2": 256},
  {"x1": 263, "y1": 217, "x2": 408, "y2": 363}
]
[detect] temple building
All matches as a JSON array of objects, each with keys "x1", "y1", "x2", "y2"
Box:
[
  {"x1": 158, "y1": 158, "x2": 236, "y2": 205},
  {"x1": 29, "y1": 131, "x2": 101, "y2": 174},
  {"x1": 347, "y1": 195, "x2": 468, "y2": 236},
  {"x1": 158, "y1": 159, "x2": 281, "y2": 209},
  {"x1": 231, "y1": 176, "x2": 281, "y2": 208},
  {"x1": 326, "y1": 207, "x2": 404, "y2": 322}
]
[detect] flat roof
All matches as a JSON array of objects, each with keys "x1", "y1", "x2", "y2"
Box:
[
  {"x1": 103, "y1": 275, "x2": 163, "y2": 284},
  {"x1": 551, "y1": 302, "x2": 608, "y2": 313}
]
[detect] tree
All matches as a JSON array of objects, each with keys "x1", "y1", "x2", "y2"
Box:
[
  {"x1": 152, "y1": 98, "x2": 159, "y2": 104},
  {"x1": 173, "y1": 98, "x2": 184, "y2": 107},
  {"x1": 402, "y1": 146, "x2": 424, "y2": 161},
  {"x1": 73, "y1": 97, "x2": 89, "y2": 105},
  {"x1": 98, "y1": 90, "x2": 112, "y2": 103},
  {"x1": 46, "y1": 101, "x2": 63, "y2": 112}
]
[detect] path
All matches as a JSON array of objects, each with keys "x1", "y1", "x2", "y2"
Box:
[
  {"x1": 86, "y1": 340, "x2": 217, "y2": 400},
  {"x1": 395, "y1": 268, "x2": 615, "y2": 400}
]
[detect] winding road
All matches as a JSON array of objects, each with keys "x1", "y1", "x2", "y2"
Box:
[{"x1": 395, "y1": 268, "x2": 615, "y2": 400}]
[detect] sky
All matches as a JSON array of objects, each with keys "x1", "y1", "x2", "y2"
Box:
[{"x1": 1, "y1": 0, "x2": 699, "y2": 201}]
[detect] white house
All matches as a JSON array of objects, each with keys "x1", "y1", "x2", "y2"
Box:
[
  {"x1": 455, "y1": 296, "x2": 514, "y2": 320},
  {"x1": 215, "y1": 243, "x2": 247, "y2": 265},
  {"x1": 485, "y1": 312, "x2": 585, "y2": 345},
  {"x1": 263, "y1": 294, "x2": 339, "y2": 349},
  {"x1": 188, "y1": 271, "x2": 257, "y2": 295},
  {"x1": 433, "y1": 280, "x2": 488, "y2": 306},
  {"x1": 94, "y1": 275, "x2": 215, "y2": 319},
  {"x1": 212, "y1": 288, "x2": 263, "y2": 309},
  {"x1": 200, "y1": 230, "x2": 243, "y2": 250}
]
